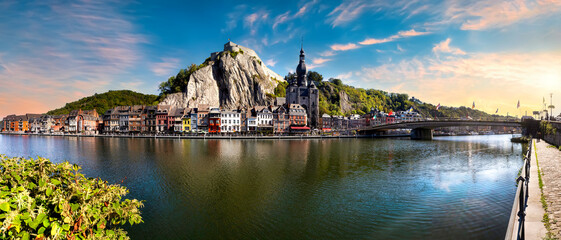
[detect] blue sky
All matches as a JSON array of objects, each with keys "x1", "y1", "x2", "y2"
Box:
[{"x1": 1, "y1": 0, "x2": 561, "y2": 117}]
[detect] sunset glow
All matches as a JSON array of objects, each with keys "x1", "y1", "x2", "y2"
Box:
[{"x1": 0, "y1": 0, "x2": 560, "y2": 117}]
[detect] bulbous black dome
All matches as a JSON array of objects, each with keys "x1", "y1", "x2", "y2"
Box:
[{"x1": 296, "y1": 48, "x2": 306, "y2": 76}]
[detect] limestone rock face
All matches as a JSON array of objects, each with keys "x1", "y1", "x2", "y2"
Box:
[
  {"x1": 339, "y1": 91, "x2": 353, "y2": 113},
  {"x1": 160, "y1": 44, "x2": 283, "y2": 109}
]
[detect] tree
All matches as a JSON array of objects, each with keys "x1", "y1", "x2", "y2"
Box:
[
  {"x1": 329, "y1": 78, "x2": 342, "y2": 86},
  {"x1": 274, "y1": 81, "x2": 288, "y2": 97},
  {"x1": 284, "y1": 73, "x2": 296, "y2": 83},
  {"x1": 307, "y1": 71, "x2": 323, "y2": 83}
]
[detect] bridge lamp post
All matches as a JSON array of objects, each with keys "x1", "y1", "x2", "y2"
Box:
[{"x1": 550, "y1": 93, "x2": 554, "y2": 120}]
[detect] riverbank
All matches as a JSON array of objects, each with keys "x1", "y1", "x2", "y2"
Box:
[{"x1": 0, "y1": 132, "x2": 410, "y2": 140}]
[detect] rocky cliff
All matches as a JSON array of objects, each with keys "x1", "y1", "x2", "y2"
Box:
[{"x1": 160, "y1": 42, "x2": 284, "y2": 109}]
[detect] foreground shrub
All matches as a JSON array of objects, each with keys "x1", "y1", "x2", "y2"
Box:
[{"x1": 0, "y1": 155, "x2": 143, "y2": 239}]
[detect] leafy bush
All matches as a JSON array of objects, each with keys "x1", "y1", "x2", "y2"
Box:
[{"x1": 0, "y1": 156, "x2": 143, "y2": 239}]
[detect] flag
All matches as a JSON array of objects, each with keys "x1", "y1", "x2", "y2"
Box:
[
  {"x1": 495, "y1": 108, "x2": 498, "y2": 114},
  {"x1": 436, "y1": 103, "x2": 440, "y2": 110},
  {"x1": 389, "y1": 110, "x2": 393, "y2": 115},
  {"x1": 472, "y1": 101, "x2": 475, "y2": 109},
  {"x1": 517, "y1": 100, "x2": 520, "y2": 109}
]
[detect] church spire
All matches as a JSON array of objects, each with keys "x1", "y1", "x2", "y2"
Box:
[{"x1": 296, "y1": 42, "x2": 307, "y2": 86}]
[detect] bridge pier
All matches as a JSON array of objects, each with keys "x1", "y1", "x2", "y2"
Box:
[{"x1": 411, "y1": 128, "x2": 433, "y2": 140}]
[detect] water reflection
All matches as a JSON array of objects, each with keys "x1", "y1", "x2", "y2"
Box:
[{"x1": 0, "y1": 135, "x2": 522, "y2": 240}]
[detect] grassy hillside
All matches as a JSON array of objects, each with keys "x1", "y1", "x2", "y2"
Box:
[{"x1": 47, "y1": 90, "x2": 159, "y2": 115}]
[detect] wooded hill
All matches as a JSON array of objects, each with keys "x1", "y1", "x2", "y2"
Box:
[
  {"x1": 47, "y1": 90, "x2": 159, "y2": 115},
  {"x1": 273, "y1": 72, "x2": 508, "y2": 120}
]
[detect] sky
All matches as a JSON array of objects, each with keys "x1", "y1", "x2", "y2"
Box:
[{"x1": 1, "y1": 0, "x2": 560, "y2": 118}]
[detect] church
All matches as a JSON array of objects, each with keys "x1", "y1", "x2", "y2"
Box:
[{"x1": 286, "y1": 47, "x2": 320, "y2": 128}]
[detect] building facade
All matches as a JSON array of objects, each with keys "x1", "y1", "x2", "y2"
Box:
[{"x1": 285, "y1": 47, "x2": 319, "y2": 128}]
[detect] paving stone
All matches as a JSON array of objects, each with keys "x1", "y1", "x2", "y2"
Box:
[{"x1": 535, "y1": 140, "x2": 561, "y2": 239}]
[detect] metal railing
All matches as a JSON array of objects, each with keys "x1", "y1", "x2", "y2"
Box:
[{"x1": 505, "y1": 142, "x2": 532, "y2": 240}]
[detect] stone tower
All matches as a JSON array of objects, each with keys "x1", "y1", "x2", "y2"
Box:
[{"x1": 286, "y1": 47, "x2": 320, "y2": 128}]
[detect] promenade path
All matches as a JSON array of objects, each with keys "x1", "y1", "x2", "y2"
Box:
[{"x1": 535, "y1": 140, "x2": 561, "y2": 239}]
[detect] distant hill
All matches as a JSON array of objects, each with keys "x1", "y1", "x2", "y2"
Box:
[
  {"x1": 47, "y1": 90, "x2": 159, "y2": 115},
  {"x1": 276, "y1": 73, "x2": 507, "y2": 120}
]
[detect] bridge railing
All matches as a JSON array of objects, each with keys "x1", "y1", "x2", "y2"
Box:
[{"x1": 504, "y1": 142, "x2": 532, "y2": 240}]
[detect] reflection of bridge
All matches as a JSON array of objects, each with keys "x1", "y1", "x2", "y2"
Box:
[{"x1": 359, "y1": 120, "x2": 522, "y2": 140}]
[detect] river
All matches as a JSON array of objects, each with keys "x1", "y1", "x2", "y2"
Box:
[{"x1": 0, "y1": 134, "x2": 523, "y2": 239}]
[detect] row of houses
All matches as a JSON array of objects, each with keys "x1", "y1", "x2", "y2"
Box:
[
  {"x1": 1, "y1": 109, "x2": 101, "y2": 134},
  {"x1": 1, "y1": 105, "x2": 424, "y2": 135},
  {"x1": 0, "y1": 104, "x2": 310, "y2": 135},
  {"x1": 99, "y1": 103, "x2": 309, "y2": 135}
]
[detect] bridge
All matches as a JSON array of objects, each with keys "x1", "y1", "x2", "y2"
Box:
[{"x1": 359, "y1": 120, "x2": 522, "y2": 140}]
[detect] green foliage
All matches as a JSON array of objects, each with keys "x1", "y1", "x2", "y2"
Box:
[
  {"x1": 307, "y1": 71, "x2": 323, "y2": 83},
  {"x1": 0, "y1": 155, "x2": 143, "y2": 239},
  {"x1": 329, "y1": 78, "x2": 343, "y2": 86},
  {"x1": 47, "y1": 90, "x2": 159, "y2": 116},
  {"x1": 159, "y1": 63, "x2": 208, "y2": 96},
  {"x1": 274, "y1": 81, "x2": 288, "y2": 97},
  {"x1": 229, "y1": 49, "x2": 243, "y2": 59},
  {"x1": 284, "y1": 73, "x2": 296, "y2": 83},
  {"x1": 540, "y1": 121, "x2": 557, "y2": 135}
]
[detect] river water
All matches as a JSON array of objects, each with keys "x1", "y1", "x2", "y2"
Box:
[{"x1": 0, "y1": 134, "x2": 523, "y2": 239}]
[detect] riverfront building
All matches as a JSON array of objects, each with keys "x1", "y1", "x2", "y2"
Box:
[{"x1": 220, "y1": 109, "x2": 241, "y2": 133}]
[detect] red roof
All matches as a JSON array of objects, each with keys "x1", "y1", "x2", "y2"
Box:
[
  {"x1": 290, "y1": 126, "x2": 310, "y2": 130},
  {"x1": 321, "y1": 128, "x2": 332, "y2": 131}
]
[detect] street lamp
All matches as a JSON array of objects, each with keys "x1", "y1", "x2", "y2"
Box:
[{"x1": 549, "y1": 93, "x2": 555, "y2": 120}]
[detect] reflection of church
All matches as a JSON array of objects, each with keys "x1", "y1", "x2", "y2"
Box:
[{"x1": 286, "y1": 47, "x2": 320, "y2": 127}]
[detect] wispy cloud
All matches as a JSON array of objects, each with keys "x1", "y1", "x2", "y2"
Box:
[
  {"x1": 360, "y1": 29, "x2": 431, "y2": 46},
  {"x1": 432, "y1": 38, "x2": 466, "y2": 55},
  {"x1": 359, "y1": 36, "x2": 397, "y2": 45},
  {"x1": 330, "y1": 43, "x2": 360, "y2": 51},
  {"x1": 328, "y1": 0, "x2": 373, "y2": 27},
  {"x1": 222, "y1": 5, "x2": 247, "y2": 33},
  {"x1": 320, "y1": 51, "x2": 336, "y2": 57},
  {"x1": 312, "y1": 58, "x2": 332, "y2": 65},
  {"x1": 335, "y1": 71, "x2": 354, "y2": 80},
  {"x1": 398, "y1": 29, "x2": 431, "y2": 37},
  {"x1": 437, "y1": 0, "x2": 561, "y2": 31},
  {"x1": 273, "y1": 11, "x2": 291, "y2": 30},
  {"x1": 244, "y1": 10, "x2": 269, "y2": 35},
  {"x1": 327, "y1": 0, "x2": 435, "y2": 27},
  {"x1": 151, "y1": 58, "x2": 181, "y2": 76},
  {"x1": 273, "y1": 0, "x2": 318, "y2": 30},
  {"x1": 265, "y1": 58, "x2": 277, "y2": 67}
]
